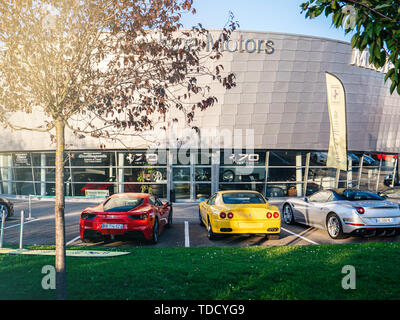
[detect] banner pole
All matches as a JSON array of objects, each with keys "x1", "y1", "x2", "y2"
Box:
[{"x1": 325, "y1": 72, "x2": 348, "y2": 173}]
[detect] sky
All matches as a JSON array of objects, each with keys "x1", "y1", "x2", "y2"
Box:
[{"x1": 181, "y1": 0, "x2": 352, "y2": 42}]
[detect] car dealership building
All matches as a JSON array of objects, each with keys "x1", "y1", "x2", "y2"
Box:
[{"x1": 1, "y1": 30, "x2": 400, "y2": 201}]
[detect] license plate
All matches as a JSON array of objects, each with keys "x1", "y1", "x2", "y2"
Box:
[
  {"x1": 102, "y1": 224, "x2": 124, "y2": 229},
  {"x1": 239, "y1": 222, "x2": 263, "y2": 229},
  {"x1": 376, "y1": 218, "x2": 393, "y2": 223}
]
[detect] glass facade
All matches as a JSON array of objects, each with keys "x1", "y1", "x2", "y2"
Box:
[{"x1": 0, "y1": 150, "x2": 398, "y2": 201}]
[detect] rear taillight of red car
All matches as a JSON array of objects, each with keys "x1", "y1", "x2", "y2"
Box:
[
  {"x1": 129, "y1": 213, "x2": 148, "y2": 220},
  {"x1": 81, "y1": 213, "x2": 97, "y2": 220}
]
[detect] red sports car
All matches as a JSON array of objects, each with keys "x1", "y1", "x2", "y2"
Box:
[{"x1": 80, "y1": 193, "x2": 173, "y2": 244}]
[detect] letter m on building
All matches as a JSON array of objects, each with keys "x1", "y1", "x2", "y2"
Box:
[{"x1": 351, "y1": 49, "x2": 369, "y2": 68}]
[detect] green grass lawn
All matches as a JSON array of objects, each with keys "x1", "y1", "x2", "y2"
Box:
[{"x1": 1, "y1": 242, "x2": 399, "y2": 300}]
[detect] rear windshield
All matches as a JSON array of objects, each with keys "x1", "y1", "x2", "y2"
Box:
[
  {"x1": 342, "y1": 190, "x2": 384, "y2": 201},
  {"x1": 222, "y1": 193, "x2": 266, "y2": 204},
  {"x1": 103, "y1": 197, "x2": 144, "y2": 212}
]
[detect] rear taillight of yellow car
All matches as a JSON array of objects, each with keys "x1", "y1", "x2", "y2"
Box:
[
  {"x1": 219, "y1": 212, "x2": 234, "y2": 219},
  {"x1": 267, "y1": 212, "x2": 280, "y2": 219}
]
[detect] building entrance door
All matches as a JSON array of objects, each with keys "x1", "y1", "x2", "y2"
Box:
[{"x1": 171, "y1": 165, "x2": 212, "y2": 202}]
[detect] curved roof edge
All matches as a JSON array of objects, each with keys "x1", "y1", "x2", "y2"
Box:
[{"x1": 187, "y1": 28, "x2": 352, "y2": 46}]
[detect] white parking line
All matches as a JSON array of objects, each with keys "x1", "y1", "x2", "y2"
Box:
[
  {"x1": 281, "y1": 227, "x2": 319, "y2": 245},
  {"x1": 66, "y1": 235, "x2": 81, "y2": 246},
  {"x1": 4, "y1": 218, "x2": 38, "y2": 230},
  {"x1": 3, "y1": 211, "x2": 82, "y2": 230},
  {"x1": 184, "y1": 221, "x2": 190, "y2": 247}
]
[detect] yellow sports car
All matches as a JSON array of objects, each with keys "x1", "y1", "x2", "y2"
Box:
[{"x1": 199, "y1": 190, "x2": 281, "y2": 240}]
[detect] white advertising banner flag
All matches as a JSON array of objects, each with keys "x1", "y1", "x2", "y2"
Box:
[{"x1": 326, "y1": 72, "x2": 348, "y2": 171}]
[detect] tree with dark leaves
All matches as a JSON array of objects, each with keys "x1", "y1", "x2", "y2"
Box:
[{"x1": 0, "y1": 0, "x2": 238, "y2": 299}]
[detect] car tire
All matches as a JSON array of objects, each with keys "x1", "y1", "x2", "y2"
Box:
[
  {"x1": 0, "y1": 202, "x2": 9, "y2": 220},
  {"x1": 326, "y1": 213, "x2": 345, "y2": 239},
  {"x1": 282, "y1": 204, "x2": 295, "y2": 225},
  {"x1": 207, "y1": 218, "x2": 217, "y2": 240},
  {"x1": 166, "y1": 207, "x2": 173, "y2": 228},
  {"x1": 199, "y1": 209, "x2": 204, "y2": 226},
  {"x1": 151, "y1": 219, "x2": 159, "y2": 244}
]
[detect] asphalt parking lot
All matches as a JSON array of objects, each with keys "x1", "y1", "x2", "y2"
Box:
[{"x1": 2, "y1": 199, "x2": 400, "y2": 248}]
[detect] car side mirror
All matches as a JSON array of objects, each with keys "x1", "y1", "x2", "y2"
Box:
[{"x1": 304, "y1": 197, "x2": 309, "y2": 203}]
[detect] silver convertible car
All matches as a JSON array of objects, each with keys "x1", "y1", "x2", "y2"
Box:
[{"x1": 282, "y1": 189, "x2": 400, "y2": 239}]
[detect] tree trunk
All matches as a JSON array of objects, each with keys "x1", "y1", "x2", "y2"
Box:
[{"x1": 55, "y1": 119, "x2": 67, "y2": 300}]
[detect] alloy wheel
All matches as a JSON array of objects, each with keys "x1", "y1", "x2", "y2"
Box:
[
  {"x1": 283, "y1": 205, "x2": 293, "y2": 224},
  {"x1": 327, "y1": 216, "x2": 340, "y2": 238},
  {"x1": 0, "y1": 204, "x2": 8, "y2": 220}
]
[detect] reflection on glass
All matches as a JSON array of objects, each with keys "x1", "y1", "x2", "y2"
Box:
[
  {"x1": 173, "y1": 168, "x2": 190, "y2": 181},
  {"x1": 305, "y1": 182, "x2": 322, "y2": 196},
  {"x1": 0, "y1": 182, "x2": 9, "y2": 194},
  {"x1": 0, "y1": 168, "x2": 8, "y2": 180},
  {"x1": 44, "y1": 183, "x2": 55, "y2": 196},
  {"x1": 269, "y1": 151, "x2": 303, "y2": 166},
  {"x1": 193, "y1": 150, "x2": 212, "y2": 165},
  {"x1": 13, "y1": 168, "x2": 33, "y2": 182},
  {"x1": 195, "y1": 168, "x2": 211, "y2": 181},
  {"x1": 307, "y1": 168, "x2": 337, "y2": 189},
  {"x1": 45, "y1": 154, "x2": 56, "y2": 166},
  {"x1": 16, "y1": 182, "x2": 35, "y2": 195},
  {"x1": 171, "y1": 150, "x2": 191, "y2": 165},
  {"x1": 219, "y1": 183, "x2": 264, "y2": 193},
  {"x1": 124, "y1": 168, "x2": 166, "y2": 183},
  {"x1": 195, "y1": 184, "x2": 211, "y2": 199},
  {"x1": 123, "y1": 184, "x2": 167, "y2": 198},
  {"x1": 219, "y1": 167, "x2": 265, "y2": 183},
  {"x1": 65, "y1": 170, "x2": 116, "y2": 196},
  {"x1": 268, "y1": 168, "x2": 296, "y2": 182},
  {"x1": 174, "y1": 183, "x2": 190, "y2": 199}
]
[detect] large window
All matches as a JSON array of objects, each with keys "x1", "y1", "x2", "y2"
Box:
[
  {"x1": 0, "y1": 150, "x2": 398, "y2": 201},
  {"x1": 119, "y1": 150, "x2": 168, "y2": 198}
]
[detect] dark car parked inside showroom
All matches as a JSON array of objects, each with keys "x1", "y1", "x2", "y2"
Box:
[{"x1": 0, "y1": 197, "x2": 14, "y2": 220}]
